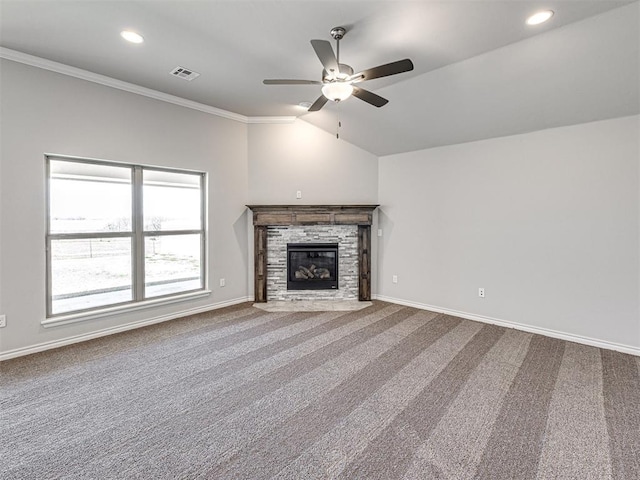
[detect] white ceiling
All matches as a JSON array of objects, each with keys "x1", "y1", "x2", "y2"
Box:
[{"x1": 1, "y1": 0, "x2": 638, "y2": 156}]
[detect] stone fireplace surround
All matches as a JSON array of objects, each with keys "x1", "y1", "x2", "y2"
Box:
[
  {"x1": 247, "y1": 205, "x2": 378, "y2": 302},
  {"x1": 269, "y1": 225, "x2": 356, "y2": 301}
]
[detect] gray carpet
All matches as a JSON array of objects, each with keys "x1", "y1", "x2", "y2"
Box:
[{"x1": 1, "y1": 301, "x2": 638, "y2": 479}]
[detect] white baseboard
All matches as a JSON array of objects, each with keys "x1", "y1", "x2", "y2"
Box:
[
  {"x1": 374, "y1": 295, "x2": 640, "y2": 357},
  {"x1": 0, "y1": 296, "x2": 252, "y2": 361},
  {"x1": 4, "y1": 295, "x2": 637, "y2": 360}
]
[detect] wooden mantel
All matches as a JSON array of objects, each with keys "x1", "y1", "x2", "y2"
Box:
[{"x1": 247, "y1": 205, "x2": 379, "y2": 303}]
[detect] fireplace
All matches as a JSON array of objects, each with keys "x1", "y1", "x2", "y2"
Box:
[
  {"x1": 287, "y1": 243, "x2": 338, "y2": 290},
  {"x1": 247, "y1": 204, "x2": 378, "y2": 302}
]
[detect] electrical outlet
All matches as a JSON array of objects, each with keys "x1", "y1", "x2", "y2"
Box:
[
  {"x1": 296, "y1": 190, "x2": 302, "y2": 199},
  {"x1": 392, "y1": 275, "x2": 398, "y2": 284},
  {"x1": 0, "y1": 315, "x2": 6, "y2": 328},
  {"x1": 377, "y1": 229, "x2": 383, "y2": 237},
  {"x1": 219, "y1": 278, "x2": 226, "y2": 287},
  {"x1": 478, "y1": 288, "x2": 485, "y2": 298}
]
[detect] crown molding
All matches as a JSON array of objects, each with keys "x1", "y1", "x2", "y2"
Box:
[
  {"x1": 246, "y1": 116, "x2": 297, "y2": 124},
  {"x1": 0, "y1": 47, "x2": 296, "y2": 125}
]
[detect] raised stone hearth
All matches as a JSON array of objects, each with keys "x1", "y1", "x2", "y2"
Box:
[
  {"x1": 253, "y1": 300, "x2": 373, "y2": 312},
  {"x1": 247, "y1": 205, "x2": 378, "y2": 303}
]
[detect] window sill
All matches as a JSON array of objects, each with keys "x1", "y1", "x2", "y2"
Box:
[{"x1": 42, "y1": 290, "x2": 212, "y2": 328}]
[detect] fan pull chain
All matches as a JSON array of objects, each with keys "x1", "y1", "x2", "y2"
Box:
[{"x1": 336, "y1": 104, "x2": 342, "y2": 139}]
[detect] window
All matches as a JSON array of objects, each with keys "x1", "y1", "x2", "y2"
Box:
[{"x1": 46, "y1": 155, "x2": 206, "y2": 317}]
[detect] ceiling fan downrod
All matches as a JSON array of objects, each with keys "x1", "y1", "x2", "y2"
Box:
[{"x1": 330, "y1": 26, "x2": 346, "y2": 67}]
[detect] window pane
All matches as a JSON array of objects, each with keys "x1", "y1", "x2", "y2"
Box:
[
  {"x1": 50, "y1": 160, "x2": 132, "y2": 233},
  {"x1": 145, "y1": 234, "x2": 201, "y2": 298},
  {"x1": 143, "y1": 170, "x2": 201, "y2": 231},
  {"x1": 51, "y1": 238, "x2": 133, "y2": 314}
]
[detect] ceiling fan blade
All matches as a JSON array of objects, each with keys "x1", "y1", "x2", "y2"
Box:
[
  {"x1": 263, "y1": 79, "x2": 322, "y2": 85},
  {"x1": 350, "y1": 58, "x2": 414, "y2": 83},
  {"x1": 310, "y1": 40, "x2": 340, "y2": 76},
  {"x1": 352, "y1": 86, "x2": 389, "y2": 108},
  {"x1": 307, "y1": 95, "x2": 329, "y2": 112}
]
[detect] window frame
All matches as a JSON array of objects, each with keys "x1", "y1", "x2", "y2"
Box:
[{"x1": 45, "y1": 154, "x2": 208, "y2": 321}]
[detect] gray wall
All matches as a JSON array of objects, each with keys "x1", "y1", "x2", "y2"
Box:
[
  {"x1": 377, "y1": 116, "x2": 640, "y2": 350},
  {"x1": 247, "y1": 121, "x2": 378, "y2": 205},
  {"x1": 2, "y1": 56, "x2": 638, "y2": 356},
  {"x1": 246, "y1": 120, "x2": 379, "y2": 297},
  {"x1": 0, "y1": 59, "x2": 249, "y2": 354}
]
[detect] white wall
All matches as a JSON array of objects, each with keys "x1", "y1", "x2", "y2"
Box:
[
  {"x1": 0, "y1": 59, "x2": 249, "y2": 355},
  {"x1": 378, "y1": 116, "x2": 640, "y2": 351}
]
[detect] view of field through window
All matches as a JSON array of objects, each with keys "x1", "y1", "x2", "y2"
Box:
[{"x1": 48, "y1": 159, "x2": 204, "y2": 315}]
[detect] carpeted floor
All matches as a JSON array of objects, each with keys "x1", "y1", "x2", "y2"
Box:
[{"x1": 1, "y1": 301, "x2": 638, "y2": 479}]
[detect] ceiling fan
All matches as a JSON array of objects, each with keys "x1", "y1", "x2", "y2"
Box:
[{"x1": 263, "y1": 26, "x2": 414, "y2": 112}]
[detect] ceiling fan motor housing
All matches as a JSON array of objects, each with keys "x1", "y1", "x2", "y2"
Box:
[{"x1": 323, "y1": 64, "x2": 354, "y2": 82}]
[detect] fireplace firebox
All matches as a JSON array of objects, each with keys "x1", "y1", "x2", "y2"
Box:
[{"x1": 287, "y1": 243, "x2": 338, "y2": 290}]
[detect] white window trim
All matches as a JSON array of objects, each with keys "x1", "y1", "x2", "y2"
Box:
[{"x1": 41, "y1": 289, "x2": 212, "y2": 327}]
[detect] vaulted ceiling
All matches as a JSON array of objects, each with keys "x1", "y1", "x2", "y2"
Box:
[{"x1": 1, "y1": 1, "x2": 638, "y2": 156}]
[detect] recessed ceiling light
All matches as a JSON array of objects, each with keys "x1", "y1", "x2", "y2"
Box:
[
  {"x1": 121, "y1": 30, "x2": 144, "y2": 44},
  {"x1": 298, "y1": 101, "x2": 312, "y2": 109},
  {"x1": 526, "y1": 10, "x2": 554, "y2": 26}
]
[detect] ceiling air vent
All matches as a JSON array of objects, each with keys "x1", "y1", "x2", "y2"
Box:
[{"x1": 169, "y1": 66, "x2": 200, "y2": 81}]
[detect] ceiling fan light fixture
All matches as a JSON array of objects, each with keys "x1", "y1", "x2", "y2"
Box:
[
  {"x1": 526, "y1": 10, "x2": 554, "y2": 25},
  {"x1": 321, "y1": 82, "x2": 353, "y2": 102}
]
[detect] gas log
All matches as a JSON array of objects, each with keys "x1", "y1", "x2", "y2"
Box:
[
  {"x1": 287, "y1": 243, "x2": 338, "y2": 290},
  {"x1": 294, "y1": 264, "x2": 331, "y2": 279}
]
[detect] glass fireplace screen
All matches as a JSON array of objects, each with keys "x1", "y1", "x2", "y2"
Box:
[{"x1": 287, "y1": 243, "x2": 338, "y2": 290}]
